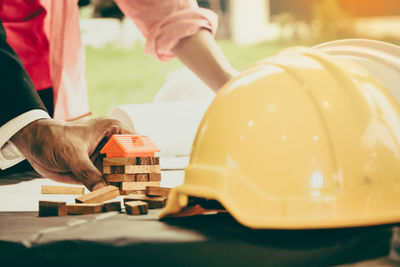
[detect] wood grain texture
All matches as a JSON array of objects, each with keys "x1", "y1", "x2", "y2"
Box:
[
  {"x1": 149, "y1": 173, "x2": 161, "y2": 181},
  {"x1": 124, "y1": 194, "x2": 167, "y2": 209},
  {"x1": 41, "y1": 185, "x2": 84, "y2": 195},
  {"x1": 102, "y1": 201, "x2": 121, "y2": 212},
  {"x1": 119, "y1": 190, "x2": 146, "y2": 195},
  {"x1": 135, "y1": 173, "x2": 149, "y2": 182},
  {"x1": 103, "y1": 157, "x2": 137, "y2": 166},
  {"x1": 121, "y1": 181, "x2": 160, "y2": 191},
  {"x1": 105, "y1": 174, "x2": 135, "y2": 182},
  {"x1": 145, "y1": 186, "x2": 171, "y2": 197},
  {"x1": 124, "y1": 165, "x2": 161, "y2": 174},
  {"x1": 67, "y1": 203, "x2": 103, "y2": 215},
  {"x1": 38, "y1": 201, "x2": 67, "y2": 217},
  {"x1": 125, "y1": 201, "x2": 148, "y2": 215},
  {"x1": 75, "y1": 185, "x2": 119, "y2": 203}
]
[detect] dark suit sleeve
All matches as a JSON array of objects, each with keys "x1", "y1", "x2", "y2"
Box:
[{"x1": 0, "y1": 20, "x2": 48, "y2": 127}]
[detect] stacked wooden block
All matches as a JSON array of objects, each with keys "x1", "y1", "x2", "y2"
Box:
[{"x1": 103, "y1": 156, "x2": 162, "y2": 195}]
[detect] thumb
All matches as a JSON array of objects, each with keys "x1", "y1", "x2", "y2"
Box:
[{"x1": 69, "y1": 151, "x2": 106, "y2": 191}]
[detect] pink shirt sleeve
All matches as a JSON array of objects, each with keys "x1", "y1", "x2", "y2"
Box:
[{"x1": 115, "y1": 0, "x2": 218, "y2": 62}]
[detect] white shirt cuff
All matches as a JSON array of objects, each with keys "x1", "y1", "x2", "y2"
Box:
[{"x1": 0, "y1": 109, "x2": 50, "y2": 170}]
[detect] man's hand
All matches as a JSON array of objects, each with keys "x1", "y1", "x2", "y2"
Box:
[{"x1": 11, "y1": 118, "x2": 133, "y2": 191}]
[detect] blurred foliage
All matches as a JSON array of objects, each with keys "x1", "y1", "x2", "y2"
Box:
[
  {"x1": 86, "y1": 41, "x2": 299, "y2": 116},
  {"x1": 310, "y1": 0, "x2": 355, "y2": 41}
]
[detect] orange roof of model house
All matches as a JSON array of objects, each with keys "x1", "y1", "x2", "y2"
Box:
[{"x1": 100, "y1": 135, "x2": 160, "y2": 158}]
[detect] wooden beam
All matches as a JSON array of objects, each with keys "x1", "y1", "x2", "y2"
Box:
[
  {"x1": 145, "y1": 186, "x2": 171, "y2": 197},
  {"x1": 67, "y1": 203, "x2": 103, "y2": 215},
  {"x1": 75, "y1": 185, "x2": 119, "y2": 203},
  {"x1": 124, "y1": 194, "x2": 167, "y2": 209},
  {"x1": 103, "y1": 157, "x2": 137, "y2": 166},
  {"x1": 149, "y1": 173, "x2": 161, "y2": 181},
  {"x1": 135, "y1": 173, "x2": 149, "y2": 182},
  {"x1": 104, "y1": 174, "x2": 135, "y2": 182},
  {"x1": 125, "y1": 201, "x2": 148, "y2": 215},
  {"x1": 119, "y1": 189, "x2": 146, "y2": 195},
  {"x1": 102, "y1": 201, "x2": 121, "y2": 212},
  {"x1": 124, "y1": 165, "x2": 161, "y2": 174},
  {"x1": 38, "y1": 201, "x2": 67, "y2": 217},
  {"x1": 41, "y1": 185, "x2": 84, "y2": 195},
  {"x1": 121, "y1": 181, "x2": 160, "y2": 191}
]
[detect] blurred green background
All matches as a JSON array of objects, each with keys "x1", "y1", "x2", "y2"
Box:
[{"x1": 86, "y1": 41, "x2": 300, "y2": 116}]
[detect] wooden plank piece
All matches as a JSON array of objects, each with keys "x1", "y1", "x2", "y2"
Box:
[
  {"x1": 120, "y1": 189, "x2": 146, "y2": 195},
  {"x1": 67, "y1": 203, "x2": 103, "y2": 215},
  {"x1": 103, "y1": 157, "x2": 137, "y2": 166},
  {"x1": 38, "y1": 201, "x2": 67, "y2": 217},
  {"x1": 102, "y1": 201, "x2": 121, "y2": 212},
  {"x1": 105, "y1": 174, "x2": 135, "y2": 182},
  {"x1": 41, "y1": 185, "x2": 84, "y2": 195},
  {"x1": 124, "y1": 165, "x2": 161, "y2": 174},
  {"x1": 121, "y1": 181, "x2": 160, "y2": 191},
  {"x1": 124, "y1": 194, "x2": 167, "y2": 209},
  {"x1": 149, "y1": 173, "x2": 161, "y2": 181},
  {"x1": 135, "y1": 173, "x2": 149, "y2": 182},
  {"x1": 125, "y1": 201, "x2": 148, "y2": 215},
  {"x1": 75, "y1": 185, "x2": 119, "y2": 203},
  {"x1": 145, "y1": 186, "x2": 171, "y2": 197}
]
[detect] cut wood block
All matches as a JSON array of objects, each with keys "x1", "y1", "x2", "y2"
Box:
[
  {"x1": 120, "y1": 189, "x2": 146, "y2": 195},
  {"x1": 149, "y1": 173, "x2": 161, "y2": 181},
  {"x1": 124, "y1": 165, "x2": 161, "y2": 174},
  {"x1": 124, "y1": 194, "x2": 167, "y2": 209},
  {"x1": 135, "y1": 173, "x2": 149, "y2": 182},
  {"x1": 150, "y1": 157, "x2": 160, "y2": 165},
  {"x1": 38, "y1": 201, "x2": 67, "y2": 217},
  {"x1": 41, "y1": 185, "x2": 85, "y2": 195},
  {"x1": 105, "y1": 174, "x2": 135, "y2": 182},
  {"x1": 125, "y1": 201, "x2": 148, "y2": 215},
  {"x1": 102, "y1": 201, "x2": 121, "y2": 212},
  {"x1": 67, "y1": 203, "x2": 103, "y2": 215},
  {"x1": 145, "y1": 186, "x2": 171, "y2": 197},
  {"x1": 103, "y1": 157, "x2": 137, "y2": 166},
  {"x1": 121, "y1": 181, "x2": 160, "y2": 191},
  {"x1": 136, "y1": 157, "x2": 159, "y2": 165},
  {"x1": 75, "y1": 185, "x2": 119, "y2": 203},
  {"x1": 103, "y1": 165, "x2": 125, "y2": 174}
]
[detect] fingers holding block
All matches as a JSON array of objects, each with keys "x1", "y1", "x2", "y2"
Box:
[
  {"x1": 125, "y1": 201, "x2": 148, "y2": 215},
  {"x1": 75, "y1": 185, "x2": 119, "y2": 203},
  {"x1": 39, "y1": 201, "x2": 67, "y2": 217}
]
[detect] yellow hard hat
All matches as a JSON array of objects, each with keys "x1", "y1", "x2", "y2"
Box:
[{"x1": 159, "y1": 46, "x2": 400, "y2": 229}]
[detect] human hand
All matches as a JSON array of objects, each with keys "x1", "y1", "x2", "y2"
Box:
[{"x1": 11, "y1": 118, "x2": 134, "y2": 191}]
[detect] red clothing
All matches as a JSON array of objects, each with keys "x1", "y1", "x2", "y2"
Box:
[{"x1": 0, "y1": 0, "x2": 52, "y2": 91}]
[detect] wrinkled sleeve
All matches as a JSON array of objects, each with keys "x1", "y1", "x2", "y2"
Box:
[{"x1": 115, "y1": 0, "x2": 218, "y2": 62}]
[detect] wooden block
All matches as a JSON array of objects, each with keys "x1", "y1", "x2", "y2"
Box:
[
  {"x1": 104, "y1": 165, "x2": 161, "y2": 174},
  {"x1": 121, "y1": 181, "x2": 160, "y2": 191},
  {"x1": 124, "y1": 194, "x2": 167, "y2": 209},
  {"x1": 38, "y1": 201, "x2": 67, "y2": 217},
  {"x1": 67, "y1": 203, "x2": 103, "y2": 215},
  {"x1": 105, "y1": 174, "x2": 135, "y2": 182},
  {"x1": 137, "y1": 157, "x2": 150, "y2": 165},
  {"x1": 145, "y1": 186, "x2": 171, "y2": 197},
  {"x1": 103, "y1": 157, "x2": 137, "y2": 166},
  {"x1": 149, "y1": 173, "x2": 161, "y2": 181},
  {"x1": 124, "y1": 165, "x2": 161, "y2": 174},
  {"x1": 102, "y1": 201, "x2": 121, "y2": 212},
  {"x1": 150, "y1": 157, "x2": 160, "y2": 165},
  {"x1": 119, "y1": 190, "x2": 146, "y2": 195},
  {"x1": 135, "y1": 173, "x2": 149, "y2": 182},
  {"x1": 125, "y1": 201, "x2": 148, "y2": 215},
  {"x1": 75, "y1": 185, "x2": 119, "y2": 203},
  {"x1": 41, "y1": 185, "x2": 84, "y2": 195}
]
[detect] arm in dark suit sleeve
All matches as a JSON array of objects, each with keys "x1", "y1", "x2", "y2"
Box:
[{"x1": 0, "y1": 19, "x2": 48, "y2": 127}]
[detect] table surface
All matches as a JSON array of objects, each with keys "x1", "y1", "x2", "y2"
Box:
[{"x1": 1, "y1": 171, "x2": 399, "y2": 266}]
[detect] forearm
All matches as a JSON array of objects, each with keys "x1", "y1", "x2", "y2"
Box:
[{"x1": 171, "y1": 29, "x2": 238, "y2": 92}]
